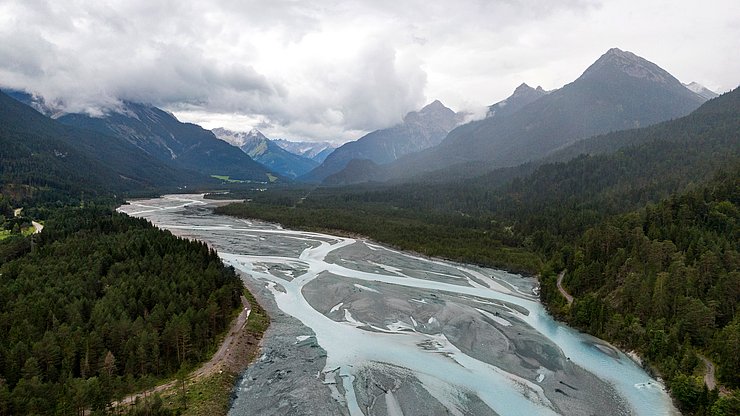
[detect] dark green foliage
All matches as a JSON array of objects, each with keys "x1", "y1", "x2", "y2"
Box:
[
  {"x1": 216, "y1": 201, "x2": 541, "y2": 274},
  {"x1": 559, "y1": 169, "x2": 739, "y2": 413},
  {"x1": 0, "y1": 207, "x2": 244, "y2": 414}
]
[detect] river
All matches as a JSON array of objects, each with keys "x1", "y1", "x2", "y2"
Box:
[{"x1": 118, "y1": 194, "x2": 679, "y2": 416}]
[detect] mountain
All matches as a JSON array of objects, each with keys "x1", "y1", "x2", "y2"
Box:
[
  {"x1": 684, "y1": 81, "x2": 719, "y2": 100},
  {"x1": 273, "y1": 139, "x2": 336, "y2": 163},
  {"x1": 212, "y1": 128, "x2": 318, "y2": 179},
  {"x1": 52, "y1": 102, "x2": 273, "y2": 182},
  {"x1": 486, "y1": 83, "x2": 547, "y2": 119},
  {"x1": 0, "y1": 90, "x2": 206, "y2": 199},
  {"x1": 323, "y1": 159, "x2": 383, "y2": 186},
  {"x1": 382, "y1": 48, "x2": 708, "y2": 182},
  {"x1": 301, "y1": 100, "x2": 465, "y2": 183}
]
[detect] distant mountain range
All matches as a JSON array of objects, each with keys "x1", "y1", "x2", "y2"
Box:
[
  {"x1": 6, "y1": 92, "x2": 273, "y2": 182},
  {"x1": 1, "y1": 47, "x2": 723, "y2": 193},
  {"x1": 336, "y1": 48, "x2": 710, "y2": 185},
  {"x1": 684, "y1": 82, "x2": 719, "y2": 100},
  {"x1": 272, "y1": 139, "x2": 336, "y2": 163},
  {"x1": 212, "y1": 128, "x2": 319, "y2": 179},
  {"x1": 301, "y1": 100, "x2": 465, "y2": 183}
]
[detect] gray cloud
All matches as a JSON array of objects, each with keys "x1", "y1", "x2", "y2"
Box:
[{"x1": 0, "y1": 0, "x2": 737, "y2": 142}]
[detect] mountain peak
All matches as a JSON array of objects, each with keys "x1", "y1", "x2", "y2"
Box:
[
  {"x1": 486, "y1": 82, "x2": 547, "y2": 118},
  {"x1": 605, "y1": 47, "x2": 628, "y2": 56},
  {"x1": 580, "y1": 48, "x2": 677, "y2": 85},
  {"x1": 512, "y1": 83, "x2": 547, "y2": 97},
  {"x1": 684, "y1": 82, "x2": 719, "y2": 100},
  {"x1": 247, "y1": 128, "x2": 267, "y2": 140},
  {"x1": 420, "y1": 99, "x2": 449, "y2": 113},
  {"x1": 212, "y1": 127, "x2": 268, "y2": 147},
  {"x1": 514, "y1": 83, "x2": 534, "y2": 93},
  {"x1": 405, "y1": 100, "x2": 457, "y2": 124}
]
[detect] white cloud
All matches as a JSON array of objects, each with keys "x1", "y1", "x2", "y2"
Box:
[{"x1": 0, "y1": 0, "x2": 737, "y2": 142}]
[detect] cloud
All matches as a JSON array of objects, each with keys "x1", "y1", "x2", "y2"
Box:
[{"x1": 0, "y1": 0, "x2": 738, "y2": 142}]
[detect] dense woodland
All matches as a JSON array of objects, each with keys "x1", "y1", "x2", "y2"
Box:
[
  {"x1": 540, "y1": 169, "x2": 740, "y2": 415},
  {"x1": 215, "y1": 89, "x2": 740, "y2": 415},
  {"x1": 0, "y1": 206, "x2": 244, "y2": 415}
]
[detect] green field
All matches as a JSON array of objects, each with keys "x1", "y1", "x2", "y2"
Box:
[{"x1": 211, "y1": 175, "x2": 247, "y2": 183}]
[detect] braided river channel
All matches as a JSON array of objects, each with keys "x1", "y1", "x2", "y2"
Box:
[{"x1": 119, "y1": 194, "x2": 679, "y2": 416}]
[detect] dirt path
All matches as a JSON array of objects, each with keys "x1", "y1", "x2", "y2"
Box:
[
  {"x1": 698, "y1": 354, "x2": 717, "y2": 390},
  {"x1": 557, "y1": 271, "x2": 574, "y2": 305},
  {"x1": 191, "y1": 295, "x2": 252, "y2": 378},
  {"x1": 115, "y1": 295, "x2": 252, "y2": 407}
]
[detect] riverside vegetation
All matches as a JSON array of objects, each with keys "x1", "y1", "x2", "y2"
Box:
[
  {"x1": 215, "y1": 89, "x2": 740, "y2": 415},
  {"x1": 0, "y1": 202, "x2": 258, "y2": 415}
]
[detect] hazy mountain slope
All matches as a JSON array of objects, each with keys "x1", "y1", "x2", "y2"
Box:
[
  {"x1": 486, "y1": 83, "x2": 547, "y2": 119},
  {"x1": 300, "y1": 100, "x2": 464, "y2": 183},
  {"x1": 213, "y1": 128, "x2": 318, "y2": 178},
  {"x1": 384, "y1": 48, "x2": 707, "y2": 181},
  {"x1": 323, "y1": 159, "x2": 383, "y2": 185},
  {"x1": 56, "y1": 102, "x2": 272, "y2": 181},
  {"x1": 545, "y1": 86, "x2": 739, "y2": 163},
  {"x1": 684, "y1": 82, "x2": 719, "y2": 100},
  {"x1": 0, "y1": 91, "x2": 205, "y2": 197},
  {"x1": 366, "y1": 87, "x2": 740, "y2": 220}
]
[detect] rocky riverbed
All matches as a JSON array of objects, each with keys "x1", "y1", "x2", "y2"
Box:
[{"x1": 119, "y1": 194, "x2": 678, "y2": 416}]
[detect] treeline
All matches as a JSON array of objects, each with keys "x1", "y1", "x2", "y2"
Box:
[
  {"x1": 216, "y1": 202, "x2": 541, "y2": 273},
  {"x1": 0, "y1": 206, "x2": 244, "y2": 414}
]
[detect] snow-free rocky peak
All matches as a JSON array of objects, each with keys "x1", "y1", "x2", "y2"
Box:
[
  {"x1": 512, "y1": 83, "x2": 545, "y2": 97},
  {"x1": 487, "y1": 83, "x2": 547, "y2": 119},
  {"x1": 580, "y1": 47, "x2": 678, "y2": 85},
  {"x1": 684, "y1": 82, "x2": 719, "y2": 100},
  {"x1": 403, "y1": 100, "x2": 463, "y2": 131}
]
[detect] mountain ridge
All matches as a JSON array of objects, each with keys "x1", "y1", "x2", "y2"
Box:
[
  {"x1": 301, "y1": 100, "x2": 465, "y2": 183},
  {"x1": 0, "y1": 90, "x2": 208, "y2": 198},
  {"x1": 376, "y1": 48, "x2": 707, "y2": 183},
  {"x1": 212, "y1": 128, "x2": 319, "y2": 179},
  {"x1": 4, "y1": 90, "x2": 273, "y2": 182}
]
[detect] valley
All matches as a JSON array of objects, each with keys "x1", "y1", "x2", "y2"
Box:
[
  {"x1": 120, "y1": 195, "x2": 679, "y2": 415},
  {"x1": 0, "y1": 4, "x2": 737, "y2": 412}
]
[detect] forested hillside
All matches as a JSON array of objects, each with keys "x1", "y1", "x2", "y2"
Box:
[
  {"x1": 0, "y1": 207, "x2": 244, "y2": 414},
  {"x1": 540, "y1": 169, "x2": 740, "y2": 414}
]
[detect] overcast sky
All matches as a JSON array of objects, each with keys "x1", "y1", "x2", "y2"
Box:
[{"x1": 1, "y1": 0, "x2": 738, "y2": 143}]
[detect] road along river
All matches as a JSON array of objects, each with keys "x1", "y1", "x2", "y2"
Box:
[{"x1": 119, "y1": 194, "x2": 679, "y2": 416}]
